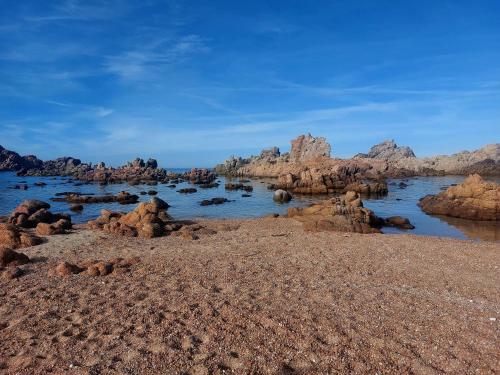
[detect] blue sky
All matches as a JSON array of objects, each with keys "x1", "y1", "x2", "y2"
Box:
[{"x1": 1, "y1": 0, "x2": 499, "y2": 167}]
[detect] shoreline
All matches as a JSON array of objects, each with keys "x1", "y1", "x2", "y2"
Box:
[{"x1": 1, "y1": 217, "x2": 499, "y2": 373}]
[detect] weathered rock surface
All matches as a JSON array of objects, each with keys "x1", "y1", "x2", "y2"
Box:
[
  {"x1": 0, "y1": 145, "x2": 42, "y2": 171},
  {"x1": 7, "y1": 200, "x2": 72, "y2": 232},
  {"x1": 88, "y1": 197, "x2": 174, "y2": 238},
  {"x1": 184, "y1": 168, "x2": 217, "y2": 184},
  {"x1": 419, "y1": 174, "x2": 500, "y2": 220},
  {"x1": 49, "y1": 257, "x2": 141, "y2": 277},
  {"x1": 273, "y1": 189, "x2": 292, "y2": 203},
  {"x1": 355, "y1": 140, "x2": 415, "y2": 161},
  {"x1": 0, "y1": 223, "x2": 44, "y2": 249},
  {"x1": 290, "y1": 134, "x2": 331, "y2": 162},
  {"x1": 288, "y1": 192, "x2": 383, "y2": 233},
  {"x1": 0, "y1": 248, "x2": 30, "y2": 268}
]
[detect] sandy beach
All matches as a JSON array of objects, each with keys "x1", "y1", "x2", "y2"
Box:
[{"x1": 1, "y1": 217, "x2": 498, "y2": 374}]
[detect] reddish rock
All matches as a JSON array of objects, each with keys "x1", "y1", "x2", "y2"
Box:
[
  {"x1": 419, "y1": 174, "x2": 499, "y2": 221},
  {"x1": 50, "y1": 262, "x2": 84, "y2": 277},
  {"x1": 0, "y1": 248, "x2": 30, "y2": 267},
  {"x1": 0, "y1": 223, "x2": 44, "y2": 249},
  {"x1": 288, "y1": 192, "x2": 384, "y2": 233}
]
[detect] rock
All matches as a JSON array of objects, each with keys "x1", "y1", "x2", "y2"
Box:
[
  {"x1": 200, "y1": 198, "x2": 230, "y2": 206},
  {"x1": 0, "y1": 223, "x2": 44, "y2": 249},
  {"x1": 0, "y1": 248, "x2": 30, "y2": 267},
  {"x1": 356, "y1": 140, "x2": 415, "y2": 161},
  {"x1": 242, "y1": 194, "x2": 252, "y2": 198},
  {"x1": 8, "y1": 200, "x2": 71, "y2": 231},
  {"x1": 288, "y1": 192, "x2": 384, "y2": 233},
  {"x1": 51, "y1": 191, "x2": 139, "y2": 205},
  {"x1": 273, "y1": 189, "x2": 292, "y2": 202},
  {"x1": 147, "y1": 190, "x2": 158, "y2": 196},
  {"x1": 385, "y1": 216, "x2": 415, "y2": 229},
  {"x1": 146, "y1": 158, "x2": 158, "y2": 169},
  {"x1": 290, "y1": 134, "x2": 331, "y2": 163},
  {"x1": 184, "y1": 168, "x2": 217, "y2": 184},
  {"x1": 50, "y1": 262, "x2": 84, "y2": 277},
  {"x1": 177, "y1": 188, "x2": 197, "y2": 194},
  {"x1": 343, "y1": 181, "x2": 388, "y2": 196},
  {"x1": 88, "y1": 197, "x2": 173, "y2": 238},
  {"x1": 2, "y1": 267, "x2": 25, "y2": 280},
  {"x1": 419, "y1": 174, "x2": 500, "y2": 220},
  {"x1": 70, "y1": 204, "x2": 84, "y2": 212},
  {"x1": 34, "y1": 182, "x2": 47, "y2": 187},
  {"x1": 399, "y1": 182, "x2": 408, "y2": 189},
  {"x1": 225, "y1": 183, "x2": 253, "y2": 192},
  {"x1": 0, "y1": 145, "x2": 43, "y2": 171},
  {"x1": 199, "y1": 182, "x2": 220, "y2": 189}
]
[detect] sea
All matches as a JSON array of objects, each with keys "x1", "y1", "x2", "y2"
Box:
[{"x1": 0, "y1": 171, "x2": 498, "y2": 241}]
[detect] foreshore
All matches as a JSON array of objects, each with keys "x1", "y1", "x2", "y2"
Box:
[{"x1": 1, "y1": 217, "x2": 498, "y2": 374}]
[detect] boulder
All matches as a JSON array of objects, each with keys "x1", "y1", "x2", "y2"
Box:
[
  {"x1": 273, "y1": 189, "x2": 292, "y2": 203},
  {"x1": 356, "y1": 140, "x2": 415, "y2": 161},
  {"x1": 419, "y1": 174, "x2": 500, "y2": 220},
  {"x1": 0, "y1": 223, "x2": 44, "y2": 249},
  {"x1": 0, "y1": 248, "x2": 30, "y2": 267},
  {"x1": 384, "y1": 216, "x2": 415, "y2": 230},
  {"x1": 70, "y1": 204, "x2": 84, "y2": 212},
  {"x1": 288, "y1": 192, "x2": 383, "y2": 233}
]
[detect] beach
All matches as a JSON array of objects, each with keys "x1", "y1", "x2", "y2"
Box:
[{"x1": 1, "y1": 217, "x2": 498, "y2": 374}]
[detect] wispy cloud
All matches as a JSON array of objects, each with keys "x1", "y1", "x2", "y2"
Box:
[{"x1": 104, "y1": 35, "x2": 209, "y2": 80}]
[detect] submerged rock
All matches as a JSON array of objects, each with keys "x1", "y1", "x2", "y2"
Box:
[
  {"x1": 51, "y1": 191, "x2": 139, "y2": 205},
  {"x1": 273, "y1": 189, "x2": 292, "y2": 203},
  {"x1": 419, "y1": 174, "x2": 500, "y2": 221},
  {"x1": 200, "y1": 198, "x2": 230, "y2": 206}
]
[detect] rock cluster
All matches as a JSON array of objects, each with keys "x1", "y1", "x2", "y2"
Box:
[
  {"x1": 288, "y1": 192, "x2": 383, "y2": 233},
  {"x1": 88, "y1": 197, "x2": 174, "y2": 238},
  {"x1": 51, "y1": 191, "x2": 139, "y2": 205},
  {"x1": 0, "y1": 223, "x2": 44, "y2": 249},
  {"x1": 290, "y1": 134, "x2": 331, "y2": 162},
  {"x1": 355, "y1": 140, "x2": 415, "y2": 161},
  {"x1": 270, "y1": 164, "x2": 386, "y2": 195},
  {"x1": 225, "y1": 183, "x2": 253, "y2": 192},
  {"x1": 0, "y1": 145, "x2": 42, "y2": 171},
  {"x1": 7, "y1": 200, "x2": 72, "y2": 235},
  {"x1": 183, "y1": 168, "x2": 217, "y2": 184},
  {"x1": 49, "y1": 257, "x2": 141, "y2": 277},
  {"x1": 419, "y1": 174, "x2": 500, "y2": 220}
]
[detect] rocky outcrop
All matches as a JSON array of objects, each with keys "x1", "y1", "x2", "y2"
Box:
[
  {"x1": 18, "y1": 157, "x2": 91, "y2": 177},
  {"x1": 269, "y1": 162, "x2": 387, "y2": 195},
  {"x1": 0, "y1": 145, "x2": 42, "y2": 171},
  {"x1": 355, "y1": 140, "x2": 415, "y2": 161},
  {"x1": 419, "y1": 174, "x2": 499, "y2": 221},
  {"x1": 88, "y1": 197, "x2": 174, "y2": 238},
  {"x1": 288, "y1": 192, "x2": 383, "y2": 233},
  {"x1": 0, "y1": 223, "x2": 44, "y2": 249},
  {"x1": 290, "y1": 134, "x2": 331, "y2": 162},
  {"x1": 183, "y1": 168, "x2": 217, "y2": 184},
  {"x1": 8, "y1": 200, "x2": 72, "y2": 231}
]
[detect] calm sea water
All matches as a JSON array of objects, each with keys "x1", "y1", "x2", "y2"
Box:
[{"x1": 0, "y1": 172, "x2": 498, "y2": 241}]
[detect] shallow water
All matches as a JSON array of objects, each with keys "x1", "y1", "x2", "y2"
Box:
[{"x1": 0, "y1": 172, "x2": 498, "y2": 241}]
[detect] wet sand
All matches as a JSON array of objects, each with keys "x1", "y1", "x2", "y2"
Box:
[{"x1": 0, "y1": 217, "x2": 499, "y2": 374}]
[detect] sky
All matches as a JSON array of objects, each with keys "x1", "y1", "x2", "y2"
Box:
[{"x1": 1, "y1": 0, "x2": 499, "y2": 168}]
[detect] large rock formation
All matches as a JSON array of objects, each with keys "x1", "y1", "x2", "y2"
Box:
[
  {"x1": 287, "y1": 192, "x2": 383, "y2": 233},
  {"x1": 355, "y1": 140, "x2": 415, "y2": 161},
  {"x1": 290, "y1": 134, "x2": 331, "y2": 162},
  {"x1": 0, "y1": 145, "x2": 42, "y2": 171},
  {"x1": 357, "y1": 141, "x2": 500, "y2": 176},
  {"x1": 419, "y1": 174, "x2": 500, "y2": 221}
]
